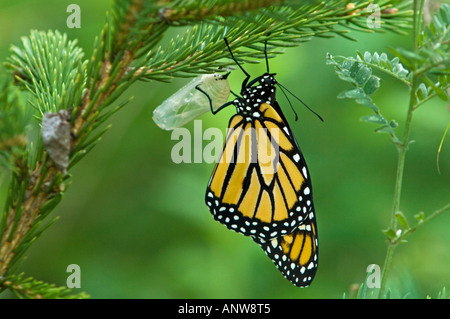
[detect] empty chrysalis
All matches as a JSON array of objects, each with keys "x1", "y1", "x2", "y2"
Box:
[{"x1": 153, "y1": 73, "x2": 230, "y2": 130}]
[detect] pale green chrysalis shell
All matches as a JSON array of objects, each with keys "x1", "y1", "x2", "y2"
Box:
[{"x1": 153, "y1": 73, "x2": 230, "y2": 130}]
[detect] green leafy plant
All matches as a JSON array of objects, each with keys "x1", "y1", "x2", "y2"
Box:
[
  {"x1": 0, "y1": 0, "x2": 415, "y2": 298},
  {"x1": 328, "y1": 1, "x2": 449, "y2": 298}
]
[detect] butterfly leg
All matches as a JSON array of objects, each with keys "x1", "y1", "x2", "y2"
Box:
[{"x1": 195, "y1": 84, "x2": 234, "y2": 115}]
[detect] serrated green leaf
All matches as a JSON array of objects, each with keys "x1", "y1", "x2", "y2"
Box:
[
  {"x1": 389, "y1": 120, "x2": 398, "y2": 128},
  {"x1": 380, "y1": 52, "x2": 388, "y2": 66},
  {"x1": 425, "y1": 26, "x2": 435, "y2": 43},
  {"x1": 395, "y1": 211, "x2": 410, "y2": 230},
  {"x1": 422, "y1": 76, "x2": 449, "y2": 101},
  {"x1": 337, "y1": 72, "x2": 357, "y2": 83},
  {"x1": 349, "y1": 62, "x2": 362, "y2": 77},
  {"x1": 414, "y1": 211, "x2": 425, "y2": 223},
  {"x1": 372, "y1": 52, "x2": 380, "y2": 64},
  {"x1": 342, "y1": 60, "x2": 355, "y2": 70},
  {"x1": 375, "y1": 124, "x2": 395, "y2": 134},
  {"x1": 360, "y1": 114, "x2": 386, "y2": 124},
  {"x1": 416, "y1": 83, "x2": 428, "y2": 100},
  {"x1": 363, "y1": 76, "x2": 380, "y2": 95},
  {"x1": 355, "y1": 66, "x2": 372, "y2": 85},
  {"x1": 338, "y1": 87, "x2": 366, "y2": 99},
  {"x1": 439, "y1": 4, "x2": 450, "y2": 24},
  {"x1": 389, "y1": 47, "x2": 416, "y2": 68},
  {"x1": 391, "y1": 56, "x2": 400, "y2": 65},
  {"x1": 417, "y1": 31, "x2": 424, "y2": 47},
  {"x1": 382, "y1": 228, "x2": 397, "y2": 239},
  {"x1": 392, "y1": 62, "x2": 409, "y2": 78},
  {"x1": 355, "y1": 97, "x2": 379, "y2": 111}
]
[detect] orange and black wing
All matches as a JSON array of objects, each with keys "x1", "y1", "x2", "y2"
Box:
[
  {"x1": 252, "y1": 211, "x2": 318, "y2": 287},
  {"x1": 205, "y1": 102, "x2": 314, "y2": 240}
]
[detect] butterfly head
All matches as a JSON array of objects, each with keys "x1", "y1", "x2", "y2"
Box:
[
  {"x1": 235, "y1": 73, "x2": 278, "y2": 117},
  {"x1": 259, "y1": 73, "x2": 277, "y2": 86}
]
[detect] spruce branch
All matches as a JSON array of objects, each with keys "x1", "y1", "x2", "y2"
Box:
[
  {"x1": 140, "y1": 0, "x2": 412, "y2": 82},
  {"x1": 6, "y1": 30, "x2": 86, "y2": 117},
  {"x1": 159, "y1": 0, "x2": 287, "y2": 24},
  {"x1": 1, "y1": 273, "x2": 89, "y2": 299},
  {"x1": 0, "y1": 81, "x2": 29, "y2": 170}
]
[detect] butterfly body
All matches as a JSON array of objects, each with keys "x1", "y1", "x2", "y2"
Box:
[{"x1": 232, "y1": 73, "x2": 277, "y2": 118}]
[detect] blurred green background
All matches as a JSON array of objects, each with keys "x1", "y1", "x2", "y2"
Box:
[{"x1": 0, "y1": 0, "x2": 449, "y2": 299}]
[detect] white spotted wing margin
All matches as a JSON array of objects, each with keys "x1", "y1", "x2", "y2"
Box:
[{"x1": 252, "y1": 211, "x2": 319, "y2": 288}]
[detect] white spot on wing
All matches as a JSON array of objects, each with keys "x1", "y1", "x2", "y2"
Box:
[
  {"x1": 302, "y1": 166, "x2": 308, "y2": 178},
  {"x1": 303, "y1": 187, "x2": 310, "y2": 195}
]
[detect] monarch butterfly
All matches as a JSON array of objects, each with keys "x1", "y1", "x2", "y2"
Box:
[
  {"x1": 153, "y1": 73, "x2": 230, "y2": 130},
  {"x1": 202, "y1": 38, "x2": 320, "y2": 287}
]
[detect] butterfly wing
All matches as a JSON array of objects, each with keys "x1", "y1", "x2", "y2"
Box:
[
  {"x1": 252, "y1": 210, "x2": 318, "y2": 287},
  {"x1": 205, "y1": 102, "x2": 314, "y2": 240}
]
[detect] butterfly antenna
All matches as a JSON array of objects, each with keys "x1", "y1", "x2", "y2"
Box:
[
  {"x1": 277, "y1": 84, "x2": 298, "y2": 121},
  {"x1": 277, "y1": 82, "x2": 324, "y2": 122},
  {"x1": 224, "y1": 37, "x2": 250, "y2": 78},
  {"x1": 224, "y1": 37, "x2": 251, "y2": 93}
]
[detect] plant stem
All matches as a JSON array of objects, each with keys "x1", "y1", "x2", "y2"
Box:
[
  {"x1": 379, "y1": 78, "x2": 418, "y2": 298},
  {"x1": 378, "y1": 116, "x2": 410, "y2": 297},
  {"x1": 0, "y1": 160, "x2": 58, "y2": 277},
  {"x1": 378, "y1": 0, "x2": 423, "y2": 298}
]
